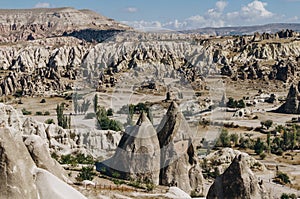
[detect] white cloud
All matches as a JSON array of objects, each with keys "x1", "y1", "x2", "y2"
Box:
[
  {"x1": 122, "y1": 0, "x2": 276, "y2": 31},
  {"x1": 34, "y1": 2, "x2": 50, "y2": 8},
  {"x1": 216, "y1": 1, "x2": 228, "y2": 12},
  {"x1": 125, "y1": 7, "x2": 138, "y2": 13},
  {"x1": 240, "y1": 0, "x2": 273, "y2": 19}
]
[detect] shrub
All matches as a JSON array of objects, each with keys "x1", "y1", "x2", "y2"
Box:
[
  {"x1": 76, "y1": 166, "x2": 95, "y2": 182},
  {"x1": 281, "y1": 193, "x2": 297, "y2": 199},
  {"x1": 146, "y1": 182, "x2": 155, "y2": 192},
  {"x1": 75, "y1": 153, "x2": 94, "y2": 165},
  {"x1": 22, "y1": 108, "x2": 32, "y2": 115},
  {"x1": 51, "y1": 152, "x2": 59, "y2": 161},
  {"x1": 216, "y1": 129, "x2": 231, "y2": 147},
  {"x1": 40, "y1": 99, "x2": 46, "y2": 103},
  {"x1": 227, "y1": 97, "x2": 245, "y2": 108},
  {"x1": 274, "y1": 172, "x2": 291, "y2": 184},
  {"x1": 44, "y1": 111, "x2": 50, "y2": 116},
  {"x1": 259, "y1": 152, "x2": 267, "y2": 160},
  {"x1": 261, "y1": 120, "x2": 273, "y2": 129},
  {"x1": 254, "y1": 138, "x2": 266, "y2": 155},
  {"x1": 96, "y1": 107, "x2": 122, "y2": 131},
  {"x1": 84, "y1": 112, "x2": 96, "y2": 119},
  {"x1": 107, "y1": 108, "x2": 113, "y2": 116},
  {"x1": 45, "y1": 118, "x2": 55, "y2": 124},
  {"x1": 35, "y1": 111, "x2": 43, "y2": 116},
  {"x1": 14, "y1": 90, "x2": 23, "y2": 98}
]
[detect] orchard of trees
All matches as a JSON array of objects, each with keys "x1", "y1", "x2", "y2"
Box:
[{"x1": 215, "y1": 124, "x2": 299, "y2": 157}]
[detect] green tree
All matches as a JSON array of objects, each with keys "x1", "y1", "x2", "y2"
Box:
[
  {"x1": 216, "y1": 129, "x2": 231, "y2": 147},
  {"x1": 254, "y1": 138, "x2": 265, "y2": 155},
  {"x1": 96, "y1": 107, "x2": 122, "y2": 131},
  {"x1": 236, "y1": 99, "x2": 246, "y2": 108},
  {"x1": 264, "y1": 120, "x2": 273, "y2": 130},
  {"x1": 76, "y1": 166, "x2": 95, "y2": 182},
  {"x1": 230, "y1": 133, "x2": 239, "y2": 146},
  {"x1": 56, "y1": 103, "x2": 64, "y2": 127},
  {"x1": 93, "y1": 94, "x2": 98, "y2": 113},
  {"x1": 227, "y1": 97, "x2": 236, "y2": 108},
  {"x1": 56, "y1": 103, "x2": 71, "y2": 129},
  {"x1": 275, "y1": 172, "x2": 290, "y2": 184},
  {"x1": 267, "y1": 132, "x2": 271, "y2": 153},
  {"x1": 291, "y1": 125, "x2": 297, "y2": 150},
  {"x1": 107, "y1": 108, "x2": 113, "y2": 116}
]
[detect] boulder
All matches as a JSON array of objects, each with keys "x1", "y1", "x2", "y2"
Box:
[
  {"x1": 165, "y1": 187, "x2": 192, "y2": 199},
  {"x1": 207, "y1": 154, "x2": 269, "y2": 199},
  {"x1": 157, "y1": 101, "x2": 204, "y2": 195},
  {"x1": 33, "y1": 168, "x2": 87, "y2": 199}
]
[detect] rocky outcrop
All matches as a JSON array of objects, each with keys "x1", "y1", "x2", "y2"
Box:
[
  {"x1": 98, "y1": 112, "x2": 161, "y2": 184},
  {"x1": 34, "y1": 168, "x2": 87, "y2": 199},
  {"x1": 24, "y1": 135, "x2": 70, "y2": 182},
  {"x1": 0, "y1": 112, "x2": 88, "y2": 198},
  {"x1": 0, "y1": 127, "x2": 38, "y2": 199},
  {"x1": 97, "y1": 102, "x2": 204, "y2": 195},
  {"x1": 0, "y1": 39, "x2": 88, "y2": 96},
  {"x1": 0, "y1": 103, "x2": 122, "y2": 157},
  {"x1": 277, "y1": 81, "x2": 300, "y2": 114},
  {"x1": 0, "y1": 7, "x2": 130, "y2": 43},
  {"x1": 203, "y1": 148, "x2": 266, "y2": 175},
  {"x1": 157, "y1": 101, "x2": 204, "y2": 195},
  {"x1": 207, "y1": 154, "x2": 269, "y2": 199}
]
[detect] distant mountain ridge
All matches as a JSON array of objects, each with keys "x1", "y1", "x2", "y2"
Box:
[
  {"x1": 180, "y1": 23, "x2": 300, "y2": 36},
  {"x1": 0, "y1": 7, "x2": 131, "y2": 42}
]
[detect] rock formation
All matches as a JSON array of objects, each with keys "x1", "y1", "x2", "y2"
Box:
[
  {"x1": 98, "y1": 112, "x2": 161, "y2": 185},
  {"x1": 203, "y1": 148, "x2": 266, "y2": 175},
  {"x1": 277, "y1": 81, "x2": 300, "y2": 114},
  {"x1": 157, "y1": 101, "x2": 204, "y2": 195},
  {"x1": 0, "y1": 103, "x2": 122, "y2": 158},
  {"x1": 207, "y1": 154, "x2": 269, "y2": 199},
  {"x1": 97, "y1": 102, "x2": 204, "y2": 195},
  {"x1": 0, "y1": 7, "x2": 130, "y2": 43},
  {"x1": 24, "y1": 135, "x2": 70, "y2": 182},
  {"x1": 0, "y1": 115, "x2": 88, "y2": 198},
  {"x1": 0, "y1": 127, "x2": 38, "y2": 199}
]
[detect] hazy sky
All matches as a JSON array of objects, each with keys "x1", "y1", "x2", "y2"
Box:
[{"x1": 1, "y1": 0, "x2": 300, "y2": 30}]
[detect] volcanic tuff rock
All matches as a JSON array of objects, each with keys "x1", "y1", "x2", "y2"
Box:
[
  {"x1": 0, "y1": 128, "x2": 87, "y2": 199},
  {"x1": 277, "y1": 81, "x2": 300, "y2": 114},
  {"x1": 24, "y1": 135, "x2": 70, "y2": 182},
  {"x1": 98, "y1": 112, "x2": 161, "y2": 185},
  {"x1": 0, "y1": 127, "x2": 38, "y2": 199},
  {"x1": 98, "y1": 102, "x2": 204, "y2": 195},
  {"x1": 207, "y1": 154, "x2": 269, "y2": 199},
  {"x1": 0, "y1": 103, "x2": 122, "y2": 157},
  {"x1": 0, "y1": 7, "x2": 130, "y2": 42},
  {"x1": 203, "y1": 148, "x2": 266, "y2": 175},
  {"x1": 157, "y1": 101, "x2": 204, "y2": 195},
  {"x1": 0, "y1": 38, "x2": 89, "y2": 96},
  {"x1": 81, "y1": 30, "x2": 300, "y2": 89}
]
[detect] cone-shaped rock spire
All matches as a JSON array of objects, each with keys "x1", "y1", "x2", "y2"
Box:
[
  {"x1": 157, "y1": 101, "x2": 204, "y2": 195},
  {"x1": 207, "y1": 154, "x2": 269, "y2": 199},
  {"x1": 277, "y1": 82, "x2": 300, "y2": 114},
  {"x1": 97, "y1": 112, "x2": 160, "y2": 184}
]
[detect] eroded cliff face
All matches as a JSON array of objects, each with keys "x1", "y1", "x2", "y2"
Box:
[
  {"x1": 0, "y1": 103, "x2": 122, "y2": 157},
  {"x1": 0, "y1": 25, "x2": 299, "y2": 97},
  {"x1": 0, "y1": 7, "x2": 130, "y2": 42}
]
